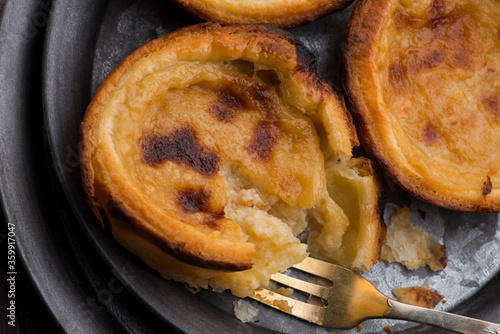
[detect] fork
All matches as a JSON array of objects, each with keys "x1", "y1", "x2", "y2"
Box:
[{"x1": 250, "y1": 257, "x2": 500, "y2": 334}]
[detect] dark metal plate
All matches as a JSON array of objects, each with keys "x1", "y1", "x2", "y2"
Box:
[{"x1": 33, "y1": 0, "x2": 500, "y2": 333}]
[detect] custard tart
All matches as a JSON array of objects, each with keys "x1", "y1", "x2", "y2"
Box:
[
  {"x1": 343, "y1": 0, "x2": 500, "y2": 212},
  {"x1": 168, "y1": 0, "x2": 355, "y2": 28},
  {"x1": 80, "y1": 23, "x2": 384, "y2": 297}
]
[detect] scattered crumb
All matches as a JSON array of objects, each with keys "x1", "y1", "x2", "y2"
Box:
[
  {"x1": 381, "y1": 207, "x2": 447, "y2": 271},
  {"x1": 275, "y1": 287, "x2": 294, "y2": 297},
  {"x1": 356, "y1": 323, "x2": 363, "y2": 332},
  {"x1": 183, "y1": 283, "x2": 199, "y2": 294},
  {"x1": 383, "y1": 325, "x2": 392, "y2": 333},
  {"x1": 233, "y1": 299, "x2": 259, "y2": 323},
  {"x1": 393, "y1": 286, "x2": 444, "y2": 309}
]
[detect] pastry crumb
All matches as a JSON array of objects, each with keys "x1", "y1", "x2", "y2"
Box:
[
  {"x1": 275, "y1": 287, "x2": 294, "y2": 297},
  {"x1": 381, "y1": 207, "x2": 446, "y2": 271},
  {"x1": 383, "y1": 325, "x2": 392, "y2": 333},
  {"x1": 233, "y1": 299, "x2": 259, "y2": 323},
  {"x1": 183, "y1": 283, "x2": 199, "y2": 294},
  {"x1": 393, "y1": 285, "x2": 444, "y2": 309}
]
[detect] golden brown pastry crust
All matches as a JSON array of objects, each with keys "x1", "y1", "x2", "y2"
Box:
[
  {"x1": 343, "y1": 0, "x2": 500, "y2": 212},
  {"x1": 169, "y1": 0, "x2": 355, "y2": 28},
  {"x1": 81, "y1": 23, "x2": 383, "y2": 297},
  {"x1": 393, "y1": 286, "x2": 444, "y2": 309}
]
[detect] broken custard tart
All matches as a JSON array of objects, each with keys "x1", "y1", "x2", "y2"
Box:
[
  {"x1": 80, "y1": 23, "x2": 384, "y2": 298},
  {"x1": 168, "y1": 0, "x2": 355, "y2": 28},
  {"x1": 343, "y1": 0, "x2": 500, "y2": 212}
]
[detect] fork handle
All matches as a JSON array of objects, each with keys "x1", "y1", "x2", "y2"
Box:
[{"x1": 384, "y1": 299, "x2": 500, "y2": 334}]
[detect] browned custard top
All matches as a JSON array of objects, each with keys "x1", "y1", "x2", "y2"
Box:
[{"x1": 346, "y1": 0, "x2": 500, "y2": 211}]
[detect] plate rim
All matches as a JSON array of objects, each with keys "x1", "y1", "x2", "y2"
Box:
[{"x1": 0, "y1": 0, "x2": 129, "y2": 333}]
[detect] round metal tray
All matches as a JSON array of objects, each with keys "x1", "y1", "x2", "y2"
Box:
[{"x1": 1, "y1": 0, "x2": 499, "y2": 333}]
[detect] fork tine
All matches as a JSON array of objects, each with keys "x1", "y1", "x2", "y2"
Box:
[
  {"x1": 251, "y1": 288, "x2": 325, "y2": 325},
  {"x1": 270, "y1": 272, "x2": 327, "y2": 299},
  {"x1": 292, "y1": 256, "x2": 346, "y2": 281}
]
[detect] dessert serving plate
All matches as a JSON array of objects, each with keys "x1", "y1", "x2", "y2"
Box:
[{"x1": 0, "y1": 0, "x2": 492, "y2": 332}]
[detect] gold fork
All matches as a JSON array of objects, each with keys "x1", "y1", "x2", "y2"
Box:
[{"x1": 251, "y1": 257, "x2": 500, "y2": 334}]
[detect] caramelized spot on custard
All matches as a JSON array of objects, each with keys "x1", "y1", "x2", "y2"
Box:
[
  {"x1": 176, "y1": 188, "x2": 212, "y2": 213},
  {"x1": 210, "y1": 88, "x2": 247, "y2": 122},
  {"x1": 422, "y1": 124, "x2": 440, "y2": 145},
  {"x1": 453, "y1": 47, "x2": 471, "y2": 69},
  {"x1": 406, "y1": 48, "x2": 446, "y2": 77},
  {"x1": 429, "y1": 15, "x2": 476, "y2": 71},
  {"x1": 244, "y1": 85, "x2": 278, "y2": 117},
  {"x1": 483, "y1": 95, "x2": 500, "y2": 121},
  {"x1": 207, "y1": 76, "x2": 279, "y2": 118},
  {"x1": 482, "y1": 176, "x2": 493, "y2": 199},
  {"x1": 423, "y1": 50, "x2": 446, "y2": 70},
  {"x1": 393, "y1": 9, "x2": 419, "y2": 28},
  {"x1": 247, "y1": 120, "x2": 279, "y2": 161},
  {"x1": 394, "y1": 7, "x2": 476, "y2": 79},
  {"x1": 389, "y1": 60, "x2": 407, "y2": 91},
  {"x1": 428, "y1": 0, "x2": 449, "y2": 18},
  {"x1": 141, "y1": 127, "x2": 220, "y2": 177},
  {"x1": 176, "y1": 189, "x2": 225, "y2": 229}
]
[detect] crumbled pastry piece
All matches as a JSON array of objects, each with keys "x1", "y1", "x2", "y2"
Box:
[
  {"x1": 183, "y1": 283, "x2": 199, "y2": 294},
  {"x1": 381, "y1": 207, "x2": 447, "y2": 271},
  {"x1": 308, "y1": 157, "x2": 386, "y2": 272},
  {"x1": 393, "y1": 285, "x2": 444, "y2": 309},
  {"x1": 233, "y1": 299, "x2": 259, "y2": 323},
  {"x1": 168, "y1": 0, "x2": 355, "y2": 28},
  {"x1": 383, "y1": 325, "x2": 392, "y2": 333}
]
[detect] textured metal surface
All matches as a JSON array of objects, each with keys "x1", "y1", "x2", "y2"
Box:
[{"x1": 38, "y1": 0, "x2": 500, "y2": 333}]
